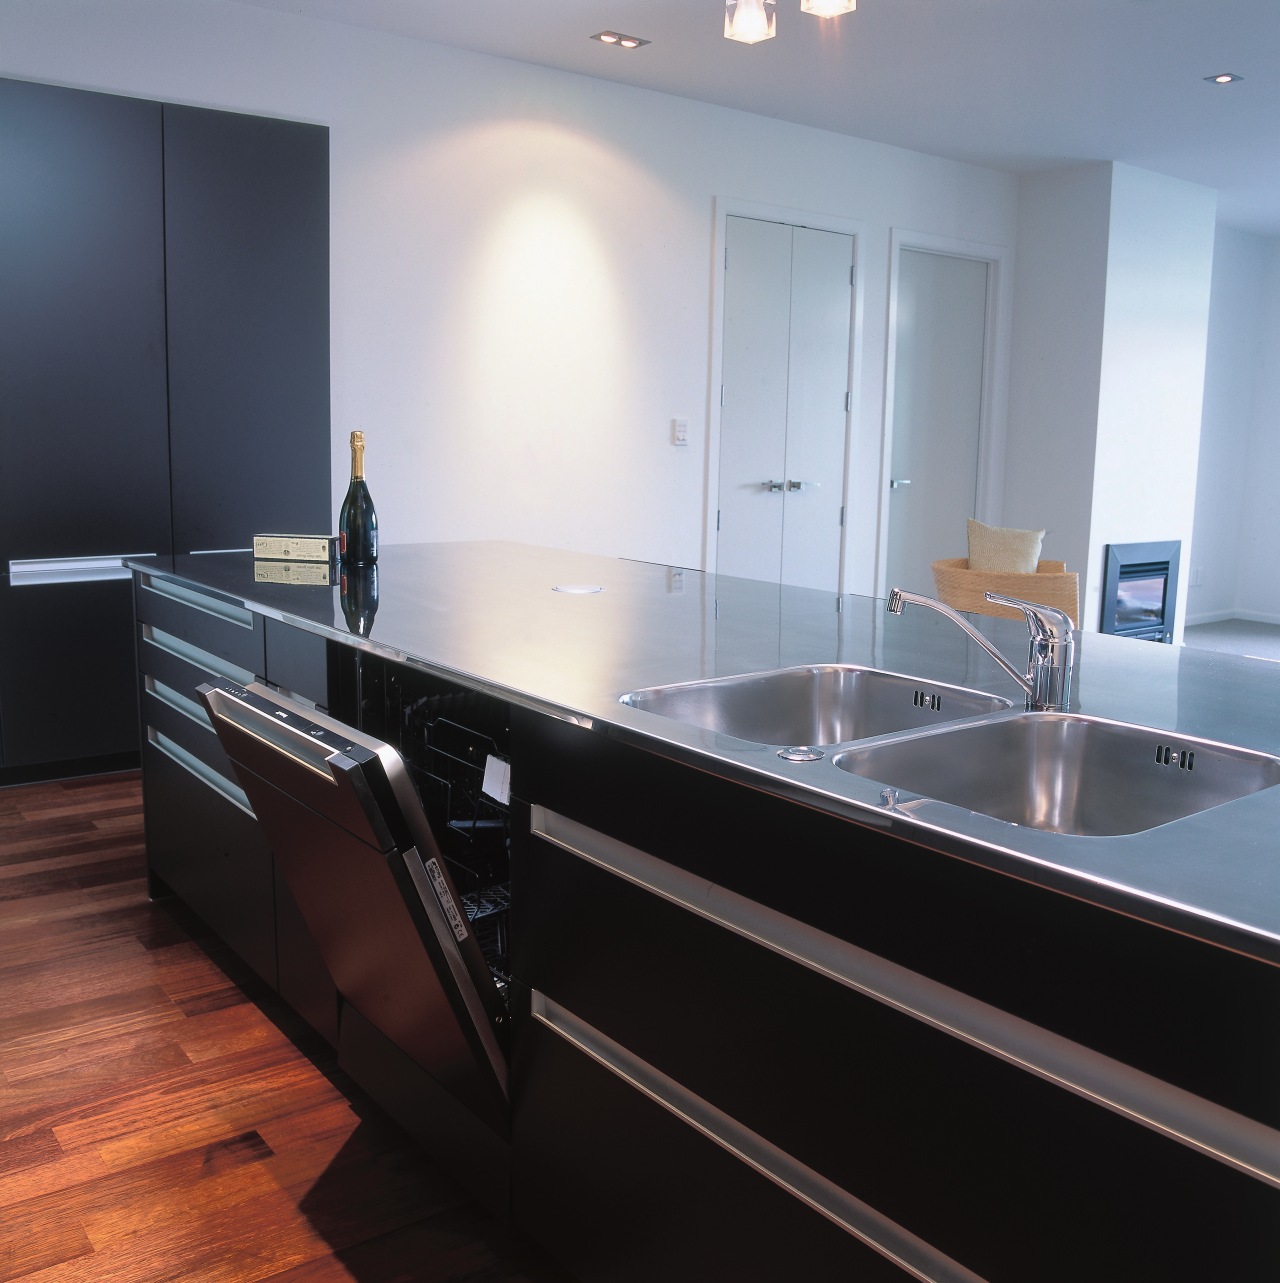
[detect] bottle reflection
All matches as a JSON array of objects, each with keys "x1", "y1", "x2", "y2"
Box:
[{"x1": 340, "y1": 563, "x2": 379, "y2": 637}]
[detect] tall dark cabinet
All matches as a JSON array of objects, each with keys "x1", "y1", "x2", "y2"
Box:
[
  {"x1": 164, "y1": 104, "x2": 330, "y2": 551},
  {"x1": 0, "y1": 77, "x2": 330, "y2": 777}
]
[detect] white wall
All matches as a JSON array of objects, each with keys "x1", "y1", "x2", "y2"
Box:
[
  {"x1": 0, "y1": 0, "x2": 1019, "y2": 572},
  {"x1": 1088, "y1": 164, "x2": 1217, "y2": 640},
  {"x1": 1231, "y1": 235, "x2": 1280, "y2": 622},
  {"x1": 1005, "y1": 163, "x2": 1216, "y2": 637},
  {"x1": 1189, "y1": 226, "x2": 1266, "y2": 623},
  {"x1": 1003, "y1": 164, "x2": 1113, "y2": 589}
]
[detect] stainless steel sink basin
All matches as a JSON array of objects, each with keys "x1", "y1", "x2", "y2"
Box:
[
  {"x1": 834, "y1": 712, "x2": 1280, "y2": 836},
  {"x1": 619, "y1": 665, "x2": 1011, "y2": 747}
]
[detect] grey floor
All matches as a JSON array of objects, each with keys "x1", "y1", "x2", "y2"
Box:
[{"x1": 1182, "y1": 618, "x2": 1280, "y2": 662}]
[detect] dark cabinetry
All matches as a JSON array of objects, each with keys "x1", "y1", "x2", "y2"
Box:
[
  {"x1": 129, "y1": 589, "x2": 1279, "y2": 1281},
  {"x1": 135, "y1": 572, "x2": 276, "y2": 986},
  {"x1": 0, "y1": 77, "x2": 170, "y2": 773},
  {"x1": 163, "y1": 104, "x2": 330, "y2": 552},
  {"x1": 134, "y1": 571, "x2": 347, "y2": 1033},
  {"x1": 0, "y1": 579, "x2": 140, "y2": 768},
  {"x1": 0, "y1": 77, "x2": 329, "y2": 776},
  {"x1": 0, "y1": 79, "x2": 171, "y2": 566},
  {"x1": 510, "y1": 714, "x2": 1280, "y2": 1283}
]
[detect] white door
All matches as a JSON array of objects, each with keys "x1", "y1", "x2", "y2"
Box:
[
  {"x1": 885, "y1": 248, "x2": 989, "y2": 594},
  {"x1": 718, "y1": 216, "x2": 853, "y2": 591}
]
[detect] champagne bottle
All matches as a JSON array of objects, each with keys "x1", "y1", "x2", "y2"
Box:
[{"x1": 338, "y1": 430, "x2": 378, "y2": 565}]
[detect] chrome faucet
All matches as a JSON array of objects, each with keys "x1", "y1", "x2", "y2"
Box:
[{"x1": 885, "y1": 588, "x2": 1074, "y2": 711}]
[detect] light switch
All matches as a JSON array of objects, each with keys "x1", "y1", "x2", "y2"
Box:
[{"x1": 672, "y1": 417, "x2": 689, "y2": 447}]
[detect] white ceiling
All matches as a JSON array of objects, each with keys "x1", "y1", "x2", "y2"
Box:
[{"x1": 236, "y1": 0, "x2": 1280, "y2": 234}]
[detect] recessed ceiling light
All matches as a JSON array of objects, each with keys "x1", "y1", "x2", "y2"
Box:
[
  {"x1": 1205, "y1": 72, "x2": 1243, "y2": 84},
  {"x1": 591, "y1": 31, "x2": 650, "y2": 49}
]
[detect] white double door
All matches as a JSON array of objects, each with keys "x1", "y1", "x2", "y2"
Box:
[{"x1": 717, "y1": 216, "x2": 853, "y2": 591}]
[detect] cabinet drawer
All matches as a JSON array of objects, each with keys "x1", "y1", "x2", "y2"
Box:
[
  {"x1": 136, "y1": 573, "x2": 264, "y2": 675},
  {"x1": 513, "y1": 710, "x2": 1280, "y2": 1130},
  {"x1": 513, "y1": 1011, "x2": 920, "y2": 1283},
  {"x1": 138, "y1": 619, "x2": 255, "y2": 702},
  {"x1": 143, "y1": 741, "x2": 275, "y2": 986},
  {"x1": 142, "y1": 681, "x2": 241, "y2": 794},
  {"x1": 516, "y1": 809, "x2": 1280, "y2": 1283}
]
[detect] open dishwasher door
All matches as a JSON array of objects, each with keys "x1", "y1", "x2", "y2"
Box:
[{"x1": 198, "y1": 679, "x2": 509, "y2": 1136}]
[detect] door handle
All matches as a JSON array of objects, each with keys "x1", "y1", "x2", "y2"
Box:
[
  {"x1": 760, "y1": 480, "x2": 784, "y2": 492},
  {"x1": 889, "y1": 478, "x2": 912, "y2": 490},
  {"x1": 786, "y1": 480, "x2": 816, "y2": 492}
]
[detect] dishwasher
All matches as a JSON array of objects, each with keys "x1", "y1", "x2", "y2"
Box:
[{"x1": 198, "y1": 678, "x2": 511, "y2": 1138}]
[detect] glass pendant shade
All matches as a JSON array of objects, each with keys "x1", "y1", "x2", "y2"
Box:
[
  {"x1": 801, "y1": 0, "x2": 857, "y2": 14},
  {"x1": 724, "y1": 0, "x2": 776, "y2": 43}
]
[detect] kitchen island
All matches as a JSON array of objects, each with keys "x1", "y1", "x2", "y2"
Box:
[{"x1": 130, "y1": 542, "x2": 1279, "y2": 1283}]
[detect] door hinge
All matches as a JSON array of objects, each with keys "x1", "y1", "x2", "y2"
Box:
[
  {"x1": 716, "y1": 509, "x2": 721, "y2": 532},
  {"x1": 845, "y1": 391, "x2": 852, "y2": 413},
  {"x1": 850, "y1": 264, "x2": 856, "y2": 287},
  {"x1": 839, "y1": 505, "x2": 846, "y2": 528},
  {"x1": 720, "y1": 384, "x2": 725, "y2": 407}
]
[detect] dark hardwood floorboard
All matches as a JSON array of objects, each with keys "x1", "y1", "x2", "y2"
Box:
[{"x1": 0, "y1": 772, "x2": 574, "y2": 1283}]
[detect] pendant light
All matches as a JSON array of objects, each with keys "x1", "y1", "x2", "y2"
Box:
[
  {"x1": 724, "y1": 0, "x2": 776, "y2": 44},
  {"x1": 801, "y1": 0, "x2": 857, "y2": 14}
]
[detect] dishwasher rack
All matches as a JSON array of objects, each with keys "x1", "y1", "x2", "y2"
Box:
[{"x1": 361, "y1": 663, "x2": 514, "y2": 992}]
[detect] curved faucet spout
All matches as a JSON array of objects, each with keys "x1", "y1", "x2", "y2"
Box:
[{"x1": 885, "y1": 587, "x2": 1074, "y2": 712}]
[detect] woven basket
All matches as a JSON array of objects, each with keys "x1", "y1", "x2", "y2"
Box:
[{"x1": 931, "y1": 557, "x2": 1079, "y2": 627}]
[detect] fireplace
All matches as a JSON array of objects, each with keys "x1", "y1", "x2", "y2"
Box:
[{"x1": 1100, "y1": 541, "x2": 1181, "y2": 644}]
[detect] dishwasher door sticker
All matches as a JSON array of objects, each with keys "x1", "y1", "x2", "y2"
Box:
[{"x1": 425, "y1": 856, "x2": 470, "y2": 942}]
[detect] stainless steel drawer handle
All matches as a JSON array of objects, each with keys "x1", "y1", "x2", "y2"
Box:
[
  {"x1": 9, "y1": 553, "x2": 154, "y2": 585},
  {"x1": 141, "y1": 574, "x2": 255, "y2": 628}
]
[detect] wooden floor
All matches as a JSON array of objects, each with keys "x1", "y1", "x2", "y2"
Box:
[{"x1": 0, "y1": 772, "x2": 574, "y2": 1283}]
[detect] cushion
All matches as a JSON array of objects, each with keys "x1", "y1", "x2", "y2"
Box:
[{"x1": 966, "y1": 518, "x2": 1045, "y2": 574}]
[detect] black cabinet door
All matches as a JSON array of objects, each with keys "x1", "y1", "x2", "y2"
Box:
[
  {"x1": 0, "y1": 77, "x2": 171, "y2": 565},
  {"x1": 163, "y1": 104, "x2": 331, "y2": 552},
  {"x1": 0, "y1": 577, "x2": 138, "y2": 766}
]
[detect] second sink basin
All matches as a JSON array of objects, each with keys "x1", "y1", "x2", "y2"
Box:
[
  {"x1": 620, "y1": 664, "x2": 1011, "y2": 747},
  {"x1": 834, "y1": 712, "x2": 1280, "y2": 836}
]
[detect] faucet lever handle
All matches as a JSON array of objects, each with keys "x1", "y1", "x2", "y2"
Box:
[{"x1": 983, "y1": 592, "x2": 1073, "y2": 642}]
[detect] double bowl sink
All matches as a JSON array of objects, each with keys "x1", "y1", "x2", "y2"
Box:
[{"x1": 620, "y1": 665, "x2": 1280, "y2": 837}]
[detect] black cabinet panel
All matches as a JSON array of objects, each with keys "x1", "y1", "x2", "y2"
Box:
[
  {"x1": 515, "y1": 829, "x2": 1279, "y2": 1283},
  {"x1": 513, "y1": 710, "x2": 1280, "y2": 1130},
  {"x1": 264, "y1": 617, "x2": 332, "y2": 708},
  {"x1": 0, "y1": 578, "x2": 138, "y2": 766},
  {"x1": 513, "y1": 1019, "x2": 917, "y2": 1283},
  {"x1": 163, "y1": 104, "x2": 331, "y2": 552},
  {"x1": 143, "y1": 741, "x2": 277, "y2": 987},
  {"x1": 0, "y1": 78, "x2": 171, "y2": 565},
  {"x1": 0, "y1": 80, "x2": 328, "y2": 775}
]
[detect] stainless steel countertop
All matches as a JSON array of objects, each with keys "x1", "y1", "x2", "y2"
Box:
[{"x1": 131, "y1": 542, "x2": 1280, "y2": 966}]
